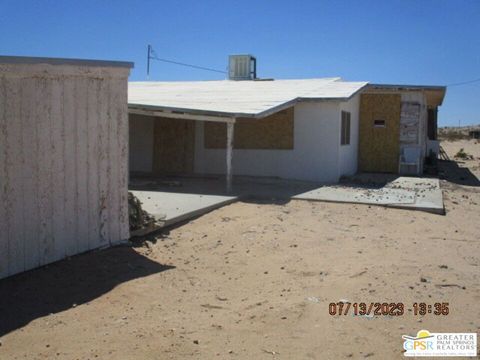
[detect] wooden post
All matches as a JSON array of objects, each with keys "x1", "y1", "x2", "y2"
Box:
[{"x1": 226, "y1": 121, "x2": 234, "y2": 193}]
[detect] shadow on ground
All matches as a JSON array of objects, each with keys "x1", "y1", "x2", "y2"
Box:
[
  {"x1": 0, "y1": 246, "x2": 174, "y2": 337},
  {"x1": 438, "y1": 160, "x2": 480, "y2": 187},
  {"x1": 129, "y1": 174, "x2": 323, "y2": 200}
]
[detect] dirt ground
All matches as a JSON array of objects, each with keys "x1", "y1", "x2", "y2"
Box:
[
  {"x1": 441, "y1": 138, "x2": 480, "y2": 179},
  {"x1": 0, "y1": 140, "x2": 479, "y2": 359}
]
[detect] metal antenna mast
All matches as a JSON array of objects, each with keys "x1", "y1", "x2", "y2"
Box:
[{"x1": 147, "y1": 44, "x2": 152, "y2": 80}]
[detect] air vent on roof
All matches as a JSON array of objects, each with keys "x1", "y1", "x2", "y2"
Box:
[{"x1": 228, "y1": 55, "x2": 256, "y2": 80}]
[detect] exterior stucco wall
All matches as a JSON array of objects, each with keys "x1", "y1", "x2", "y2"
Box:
[
  {"x1": 400, "y1": 91, "x2": 428, "y2": 157},
  {"x1": 129, "y1": 114, "x2": 154, "y2": 173},
  {"x1": 0, "y1": 62, "x2": 131, "y2": 279},
  {"x1": 338, "y1": 94, "x2": 360, "y2": 177},
  {"x1": 194, "y1": 102, "x2": 342, "y2": 183}
]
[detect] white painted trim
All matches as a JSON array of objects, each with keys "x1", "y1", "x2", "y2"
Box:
[
  {"x1": 129, "y1": 108, "x2": 236, "y2": 124},
  {"x1": 226, "y1": 122, "x2": 234, "y2": 193}
]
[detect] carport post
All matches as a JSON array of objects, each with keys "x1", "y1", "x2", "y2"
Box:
[{"x1": 226, "y1": 120, "x2": 235, "y2": 193}]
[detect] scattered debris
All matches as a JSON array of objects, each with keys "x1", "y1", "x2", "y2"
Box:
[
  {"x1": 262, "y1": 349, "x2": 279, "y2": 355},
  {"x1": 201, "y1": 304, "x2": 224, "y2": 310},
  {"x1": 350, "y1": 270, "x2": 367, "y2": 278},
  {"x1": 435, "y1": 284, "x2": 466, "y2": 289}
]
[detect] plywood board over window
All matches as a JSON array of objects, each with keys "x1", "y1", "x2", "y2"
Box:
[
  {"x1": 153, "y1": 117, "x2": 195, "y2": 174},
  {"x1": 359, "y1": 93, "x2": 401, "y2": 173},
  {"x1": 204, "y1": 107, "x2": 294, "y2": 149}
]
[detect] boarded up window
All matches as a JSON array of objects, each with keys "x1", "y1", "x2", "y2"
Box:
[
  {"x1": 204, "y1": 107, "x2": 294, "y2": 149},
  {"x1": 341, "y1": 111, "x2": 351, "y2": 145},
  {"x1": 153, "y1": 117, "x2": 195, "y2": 175}
]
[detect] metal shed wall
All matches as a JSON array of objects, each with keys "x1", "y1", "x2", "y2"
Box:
[{"x1": 0, "y1": 61, "x2": 131, "y2": 279}]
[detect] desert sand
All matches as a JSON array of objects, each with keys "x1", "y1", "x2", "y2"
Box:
[{"x1": 0, "y1": 140, "x2": 479, "y2": 359}]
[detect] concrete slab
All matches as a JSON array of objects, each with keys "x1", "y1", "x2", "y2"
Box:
[
  {"x1": 129, "y1": 175, "x2": 444, "y2": 236},
  {"x1": 293, "y1": 186, "x2": 415, "y2": 205},
  {"x1": 293, "y1": 177, "x2": 444, "y2": 214},
  {"x1": 385, "y1": 177, "x2": 444, "y2": 214},
  {"x1": 131, "y1": 190, "x2": 238, "y2": 228}
]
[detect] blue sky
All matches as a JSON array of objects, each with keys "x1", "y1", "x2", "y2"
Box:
[{"x1": 1, "y1": 0, "x2": 479, "y2": 126}]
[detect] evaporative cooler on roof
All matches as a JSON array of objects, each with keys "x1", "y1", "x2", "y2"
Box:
[{"x1": 228, "y1": 55, "x2": 256, "y2": 80}]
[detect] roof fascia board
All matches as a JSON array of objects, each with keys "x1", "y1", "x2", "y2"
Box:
[
  {"x1": 364, "y1": 84, "x2": 446, "y2": 107},
  {"x1": 367, "y1": 83, "x2": 446, "y2": 91},
  {"x1": 129, "y1": 103, "x2": 253, "y2": 119},
  {"x1": 255, "y1": 83, "x2": 369, "y2": 118},
  {"x1": 0, "y1": 55, "x2": 134, "y2": 68},
  {"x1": 129, "y1": 107, "x2": 236, "y2": 123}
]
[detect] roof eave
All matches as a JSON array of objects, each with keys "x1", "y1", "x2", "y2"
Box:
[
  {"x1": 364, "y1": 83, "x2": 447, "y2": 107},
  {"x1": 0, "y1": 55, "x2": 134, "y2": 68},
  {"x1": 128, "y1": 103, "x2": 255, "y2": 119}
]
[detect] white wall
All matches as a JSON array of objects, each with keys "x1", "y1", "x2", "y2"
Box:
[
  {"x1": 129, "y1": 114, "x2": 154, "y2": 173},
  {"x1": 194, "y1": 102, "x2": 343, "y2": 183},
  {"x1": 338, "y1": 93, "x2": 360, "y2": 178},
  {"x1": 0, "y1": 62, "x2": 131, "y2": 279},
  {"x1": 400, "y1": 91, "x2": 428, "y2": 173}
]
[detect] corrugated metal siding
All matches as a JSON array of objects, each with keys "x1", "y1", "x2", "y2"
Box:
[{"x1": 0, "y1": 64, "x2": 130, "y2": 279}]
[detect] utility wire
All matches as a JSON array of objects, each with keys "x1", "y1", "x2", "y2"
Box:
[
  {"x1": 446, "y1": 77, "x2": 480, "y2": 87},
  {"x1": 149, "y1": 47, "x2": 226, "y2": 74}
]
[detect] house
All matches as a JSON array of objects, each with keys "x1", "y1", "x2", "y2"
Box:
[
  {"x1": 360, "y1": 84, "x2": 445, "y2": 174},
  {"x1": 0, "y1": 56, "x2": 133, "y2": 279},
  {"x1": 469, "y1": 130, "x2": 480, "y2": 139},
  {"x1": 128, "y1": 55, "x2": 446, "y2": 188}
]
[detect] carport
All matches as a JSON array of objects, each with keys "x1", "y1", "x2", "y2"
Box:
[{"x1": 129, "y1": 105, "x2": 236, "y2": 192}]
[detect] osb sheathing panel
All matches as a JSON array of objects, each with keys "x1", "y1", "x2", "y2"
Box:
[
  {"x1": 359, "y1": 94, "x2": 401, "y2": 173},
  {"x1": 204, "y1": 107, "x2": 294, "y2": 149},
  {"x1": 153, "y1": 117, "x2": 195, "y2": 174}
]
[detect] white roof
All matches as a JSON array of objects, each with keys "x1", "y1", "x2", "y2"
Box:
[{"x1": 128, "y1": 78, "x2": 368, "y2": 118}]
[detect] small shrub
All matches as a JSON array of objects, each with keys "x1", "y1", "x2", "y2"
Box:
[{"x1": 454, "y1": 148, "x2": 473, "y2": 160}]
